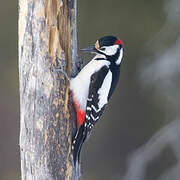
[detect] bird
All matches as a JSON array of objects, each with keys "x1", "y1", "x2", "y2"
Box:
[{"x1": 56, "y1": 35, "x2": 124, "y2": 165}]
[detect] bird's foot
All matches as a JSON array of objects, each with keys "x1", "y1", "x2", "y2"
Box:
[
  {"x1": 77, "y1": 57, "x2": 84, "y2": 71},
  {"x1": 52, "y1": 66, "x2": 71, "y2": 81}
]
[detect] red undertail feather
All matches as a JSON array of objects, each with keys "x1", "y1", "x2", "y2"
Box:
[{"x1": 73, "y1": 98, "x2": 85, "y2": 128}]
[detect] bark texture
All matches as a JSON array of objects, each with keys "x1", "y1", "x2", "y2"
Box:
[{"x1": 18, "y1": 0, "x2": 79, "y2": 179}]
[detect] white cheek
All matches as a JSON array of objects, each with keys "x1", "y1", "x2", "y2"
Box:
[
  {"x1": 116, "y1": 48, "x2": 123, "y2": 65},
  {"x1": 105, "y1": 45, "x2": 119, "y2": 56}
]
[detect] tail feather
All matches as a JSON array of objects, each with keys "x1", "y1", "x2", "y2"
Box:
[{"x1": 72, "y1": 123, "x2": 87, "y2": 165}]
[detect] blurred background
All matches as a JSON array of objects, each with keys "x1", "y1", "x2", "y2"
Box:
[{"x1": 0, "y1": 0, "x2": 180, "y2": 179}]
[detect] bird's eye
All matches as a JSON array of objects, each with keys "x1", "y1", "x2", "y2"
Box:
[{"x1": 100, "y1": 48, "x2": 105, "y2": 51}]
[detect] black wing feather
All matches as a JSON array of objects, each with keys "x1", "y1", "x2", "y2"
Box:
[
  {"x1": 72, "y1": 65, "x2": 110, "y2": 165},
  {"x1": 85, "y1": 66, "x2": 109, "y2": 135}
]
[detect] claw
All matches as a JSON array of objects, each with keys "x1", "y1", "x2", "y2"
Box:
[
  {"x1": 77, "y1": 58, "x2": 83, "y2": 71},
  {"x1": 53, "y1": 67, "x2": 71, "y2": 81}
]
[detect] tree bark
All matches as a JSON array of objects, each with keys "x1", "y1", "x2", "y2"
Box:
[{"x1": 18, "y1": 0, "x2": 80, "y2": 179}]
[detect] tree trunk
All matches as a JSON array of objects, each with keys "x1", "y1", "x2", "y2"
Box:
[{"x1": 18, "y1": 0, "x2": 80, "y2": 179}]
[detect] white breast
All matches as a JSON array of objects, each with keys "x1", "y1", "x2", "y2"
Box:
[{"x1": 70, "y1": 56, "x2": 110, "y2": 110}]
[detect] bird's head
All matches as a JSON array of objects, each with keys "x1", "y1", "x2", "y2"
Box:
[{"x1": 81, "y1": 36, "x2": 124, "y2": 65}]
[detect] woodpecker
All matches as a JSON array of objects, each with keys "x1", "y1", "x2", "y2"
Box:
[{"x1": 60, "y1": 36, "x2": 124, "y2": 165}]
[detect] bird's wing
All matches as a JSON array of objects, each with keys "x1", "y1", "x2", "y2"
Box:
[
  {"x1": 85, "y1": 65, "x2": 112, "y2": 132},
  {"x1": 72, "y1": 65, "x2": 112, "y2": 164}
]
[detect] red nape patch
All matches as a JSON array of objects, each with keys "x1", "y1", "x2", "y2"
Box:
[
  {"x1": 73, "y1": 99, "x2": 85, "y2": 128},
  {"x1": 114, "y1": 38, "x2": 124, "y2": 47}
]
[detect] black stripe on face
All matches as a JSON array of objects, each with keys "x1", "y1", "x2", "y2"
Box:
[
  {"x1": 95, "y1": 57, "x2": 106, "y2": 60},
  {"x1": 107, "y1": 47, "x2": 120, "y2": 62}
]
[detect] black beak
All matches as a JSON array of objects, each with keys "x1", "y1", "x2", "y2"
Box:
[{"x1": 80, "y1": 45, "x2": 98, "y2": 53}]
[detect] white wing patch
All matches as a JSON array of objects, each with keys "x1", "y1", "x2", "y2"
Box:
[{"x1": 97, "y1": 70, "x2": 112, "y2": 109}]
